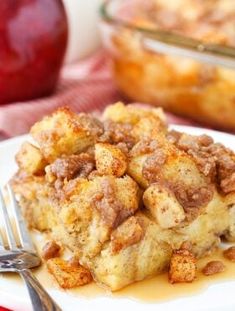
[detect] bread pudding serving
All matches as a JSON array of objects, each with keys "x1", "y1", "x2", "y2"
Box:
[{"x1": 12, "y1": 103, "x2": 235, "y2": 291}]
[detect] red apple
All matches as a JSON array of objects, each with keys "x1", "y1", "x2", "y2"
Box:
[{"x1": 0, "y1": 0, "x2": 68, "y2": 104}]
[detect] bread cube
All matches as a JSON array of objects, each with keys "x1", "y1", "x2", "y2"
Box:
[
  {"x1": 30, "y1": 108, "x2": 101, "y2": 162},
  {"x1": 132, "y1": 116, "x2": 167, "y2": 141},
  {"x1": 103, "y1": 102, "x2": 166, "y2": 126},
  {"x1": 95, "y1": 143, "x2": 127, "y2": 177},
  {"x1": 15, "y1": 142, "x2": 47, "y2": 175},
  {"x1": 143, "y1": 184, "x2": 185, "y2": 228},
  {"x1": 168, "y1": 249, "x2": 196, "y2": 283},
  {"x1": 47, "y1": 258, "x2": 92, "y2": 289},
  {"x1": 114, "y1": 175, "x2": 141, "y2": 219},
  {"x1": 127, "y1": 154, "x2": 149, "y2": 188}
]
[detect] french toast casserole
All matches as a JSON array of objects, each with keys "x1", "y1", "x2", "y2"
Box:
[
  {"x1": 101, "y1": 0, "x2": 235, "y2": 130},
  {"x1": 12, "y1": 102, "x2": 235, "y2": 290}
]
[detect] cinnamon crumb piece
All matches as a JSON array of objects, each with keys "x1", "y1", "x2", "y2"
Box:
[
  {"x1": 68, "y1": 256, "x2": 81, "y2": 268},
  {"x1": 94, "y1": 177, "x2": 137, "y2": 229},
  {"x1": 223, "y1": 246, "x2": 235, "y2": 262},
  {"x1": 42, "y1": 241, "x2": 61, "y2": 260},
  {"x1": 46, "y1": 153, "x2": 95, "y2": 181},
  {"x1": 130, "y1": 138, "x2": 158, "y2": 157},
  {"x1": 142, "y1": 150, "x2": 166, "y2": 183},
  {"x1": 180, "y1": 241, "x2": 193, "y2": 251},
  {"x1": 202, "y1": 260, "x2": 225, "y2": 276}
]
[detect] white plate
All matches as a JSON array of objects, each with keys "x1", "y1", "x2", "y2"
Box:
[{"x1": 0, "y1": 126, "x2": 235, "y2": 311}]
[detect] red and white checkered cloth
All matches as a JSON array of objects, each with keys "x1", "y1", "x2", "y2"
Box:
[{"x1": 0, "y1": 50, "x2": 197, "y2": 140}]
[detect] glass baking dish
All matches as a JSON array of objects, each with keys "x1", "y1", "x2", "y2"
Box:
[{"x1": 100, "y1": 0, "x2": 235, "y2": 131}]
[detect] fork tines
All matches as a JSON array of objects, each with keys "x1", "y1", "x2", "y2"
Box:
[{"x1": 0, "y1": 184, "x2": 35, "y2": 253}]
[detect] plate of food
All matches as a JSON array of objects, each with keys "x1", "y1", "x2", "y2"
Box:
[{"x1": 0, "y1": 102, "x2": 234, "y2": 311}]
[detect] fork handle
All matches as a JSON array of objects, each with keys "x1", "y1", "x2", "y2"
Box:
[{"x1": 20, "y1": 269, "x2": 62, "y2": 311}]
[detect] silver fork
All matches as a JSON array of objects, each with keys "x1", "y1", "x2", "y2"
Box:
[{"x1": 0, "y1": 184, "x2": 61, "y2": 311}]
